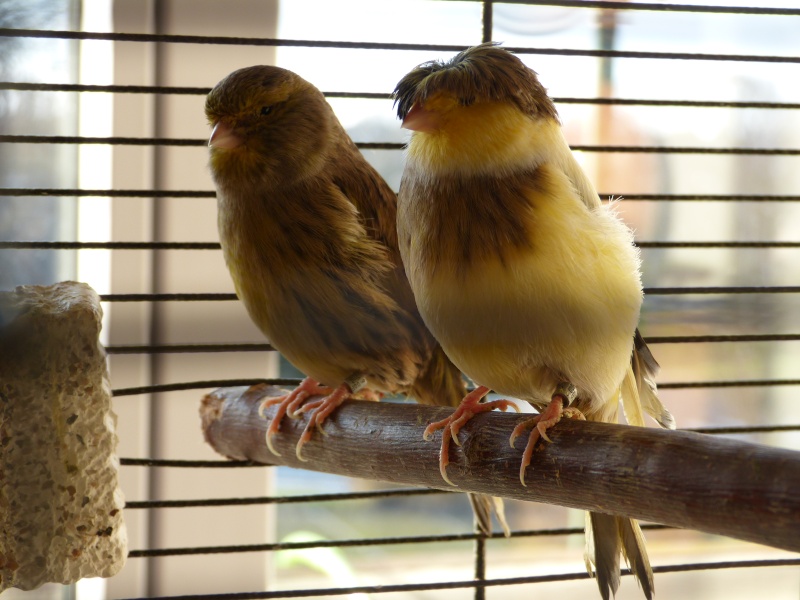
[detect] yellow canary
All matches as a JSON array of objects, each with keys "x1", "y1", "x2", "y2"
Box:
[
  {"x1": 205, "y1": 65, "x2": 507, "y2": 536},
  {"x1": 394, "y1": 44, "x2": 675, "y2": 599}
]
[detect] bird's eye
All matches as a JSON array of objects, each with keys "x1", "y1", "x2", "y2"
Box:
[{"x1": 260, "y1": 106, "x2": 272, "y2": 116}]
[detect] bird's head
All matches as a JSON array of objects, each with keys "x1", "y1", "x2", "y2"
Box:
[
  {"x1": 393, "y1": 43, "x2": 560, "y2": 175},
  {"x1": 205, "y1": 65, "x2": 333, "y2": 186}
]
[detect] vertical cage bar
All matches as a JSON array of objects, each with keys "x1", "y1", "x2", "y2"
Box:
[
  {"x1": 482, "y1": 1, "x2": 493, "y2": 43},
  {"x1": 477, "y1": 7, "x2": 493, "y2": 598},
  {"x1": 474, "y1": 534, "x2": 487, "y2": 600}
]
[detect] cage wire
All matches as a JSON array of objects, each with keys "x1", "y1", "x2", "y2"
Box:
[{"x1": 1, "y1": 0, "x2": 800, "y2": 598}]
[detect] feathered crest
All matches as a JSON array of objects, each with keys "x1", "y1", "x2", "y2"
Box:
[{"x1": 393, "y1": 42, "x2": 558, "y2": 122}]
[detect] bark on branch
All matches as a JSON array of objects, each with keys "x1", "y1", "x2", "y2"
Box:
[{"x1": 201, "y1": 384, "x2": 800, "y2": 553}]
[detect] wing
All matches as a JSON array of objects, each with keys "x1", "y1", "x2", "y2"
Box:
[
  {"x1": 552, "y1": 133, "x2": 603, "y2": 210},
  {"x1": 329, "y1": 134, "x2": 419, "y2": 317},
  {"x1": 551, "y1": 137, "x2": 675, "y2": 430}
]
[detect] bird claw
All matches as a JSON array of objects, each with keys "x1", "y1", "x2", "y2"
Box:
[
  {"x1": 265, "y1": 430, "x2": 282, "y2": 457},
  {"x1": 260, "y1": 395, "x2": 294, "y2": 457},
  {"x1": 439, "y1": 427, "x2": 456, "y2": 486},
  {"x1": 538, "y1": 425, "x2": 554, "y2": 444},
  {"x1": 258, "y1": 397, "x2": 277, "y2": 419},
  {"x1": 257, "y1": 377, "x2": 342, "y2": 459},
  {"x1": 511, "y1": 387, "x2": 586, "y2": 486},
  {"x1": 451, "y1": 431, "x2": 463, "y2": 447},
  {"x1": 286, "y1": 403, "x2": 306, "y2": 419},
  {"x1": 440, "y1": 464, "x2": 455, "y2": 487},
  {"x1": 295, "y1": 442, "x2": 308, "y2": 463},
  {"x1": 425, "y1": 386, "x2": 521, "y2": 486},
  {"x1": 295, "y1": 413, "x2": 319, "y2": 462},
  {"x1": 293, "y1": 383, "x2": 353, "y2": 461}
]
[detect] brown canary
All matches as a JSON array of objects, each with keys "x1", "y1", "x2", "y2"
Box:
[
  {"x1": 394, "y1": 44, "x2": 675, "y2": 599},
  {"x1": 205, "y1": 65, "x2": 507, "y2": 536}
]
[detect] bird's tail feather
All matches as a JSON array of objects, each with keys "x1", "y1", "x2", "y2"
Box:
[
  {"x1": 412, "y1": 345, "x2": 510, "y2": 537},
  {"x1": 586, "y1": 329, "x2": 667, "y2": 597},
  {"x1": 620, "y1": 363, "x2": 646, "y2": 428},
  {"x1": 585, "y1": 512, "x2": 654, "y2": 600},
  {"x1": 620, "y1": 329, "x2": 675, "y2": 430},
  {"x1": 469, "y1": 492, "x2": 510, "y2": 537}
]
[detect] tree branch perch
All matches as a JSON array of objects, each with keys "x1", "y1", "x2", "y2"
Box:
[{"x1": 201, "y1": 384, "x2": 800, "y2": 553}]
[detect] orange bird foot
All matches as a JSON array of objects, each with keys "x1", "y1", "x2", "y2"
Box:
[
  {"x1": 258, "y1": 377, "x2": 334, "y2": 457},
  {"x1": 259, "y1": 375, "x2": 367, "y2": 461},
  {"x1": 509, "y1": 382, "x2": 585, "y2": 487},
  {"x1": 291, "y1": 383, "x2": 356, "y2": 461},
  {"x1": 424, "y1": 385, "x2": 520, "y2": 486}
]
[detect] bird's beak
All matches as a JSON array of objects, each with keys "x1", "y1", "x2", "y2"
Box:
[
  {"x1": 208, "y1": 121, "x2": 243, "y2": 149},
  {"x1": 401, "y1": 103, "x2": 440, "y2": 133}
]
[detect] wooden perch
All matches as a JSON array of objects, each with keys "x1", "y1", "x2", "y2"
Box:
[{"x1": 201, "y1": 384, "x2": 800, "y2": 553}]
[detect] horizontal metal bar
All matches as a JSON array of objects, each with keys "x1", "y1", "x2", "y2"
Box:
[
  {"x1": 636, "y1": 242, "x2": 800, "y2": 248},
  {"x1": 0, "y1": 187, "x2": 217, "y2": 197},
  {"x1": 125, "y1": 527, "x2": 594, "y2": 558},
  {"x1": 96, "y1": 287, "x2": 800, "y2": 304},
  {"x1": 646, "y1": 334, "x2": 800, "y2": 344},
  {"x1": 124, "y1": 488, "x2": 447, "y2": 509},
  {"x1": 4, "y1": 241, "x2": 798, "y2": 251},
  {"x1": 1, "y1": 29, "x2": 799, "y2": 64},
  {"x1": 4, "y1": 188, "x2": 800, "y2": 202},
  {"x1": 5, "y1": 135, "x2": 800, "y2": 154},
  {"x1": 111, "y1": 378, "x2": 291, "y2": 397},
  {"x1": 101, "y1": 293, "x2": 237, "y2": 302},
  {"x1": 106, "y1": 343, "x2": 274, "y2": 355},
  {"x1": 688, "y1": 425, "x2": 800, "y2": 435},
  {"x1": 643, "y1": 286, "x2": 800, "y2": 294},
  {"x1": 453, "y1": 0, "x2": 800, "y2": 17},
  {"x1": 111, "y1": 559, "x2": 800, "y2": 599},
  {"x1": 0, "y1": 241, "x2": 218, "y2": 249},
  {"x1": 0, "y1": 135, "x2": 205, "y2": 146},
  {"x1": 659, "y1": 379, "x2": 800, "y2": 389},
  {"x1": 88, "y1": 287, "x2": 800, "y2": 304},
  {"x1": 119, "y1": 458, "x2": 263, "y2": 468},
  {"x1": 3, "y1": 83, "x2": 800, "y2": 111},
  {"x1": 610, "y1": 194, "x2": 800, "y2": 202}
]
